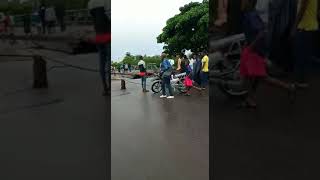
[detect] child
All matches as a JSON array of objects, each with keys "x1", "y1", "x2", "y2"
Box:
[
  {"x1": 239, "y1": 0, "x2": 295, "y2": 108},
  {"x1": 184, "y1": 59, "x2": 193, "y2": 96}
]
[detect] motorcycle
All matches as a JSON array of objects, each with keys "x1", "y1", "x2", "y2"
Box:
[
  {"x1": 210, "y1": 34, "x2": 275, "y2": 98},
  {"x1": 209, "y1": 34, "x2": 248, "y2": 97},
  {"x1": 151, "y1": 72, "x2": 187, "y2": 94},
  {"x1": 210, "y1": 51, "x2": 248, "y2": 97}
]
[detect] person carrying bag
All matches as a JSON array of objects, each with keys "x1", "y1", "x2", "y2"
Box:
[{"x1": 160, "y1": 53, "x2": 174, "y2": 99}]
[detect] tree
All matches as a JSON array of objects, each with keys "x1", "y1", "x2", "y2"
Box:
[
  {"x1": 157, "y1": 0, "x2": 209, "y2": 56},
  {"x1": 117, "y1": 53, "x2": 162, "y2": 68}
]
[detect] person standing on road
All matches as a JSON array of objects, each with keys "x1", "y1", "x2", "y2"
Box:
[
  {"x1": 138, "y1": 56, "x2": 149, "y2": 93},
  {"x1": 23, "y1": 13, "x2": 31, "y2": 36},
  {"x1": 200, "y1": 50, "x2": 209, "y2": 89},
  {"x1": 124, "y1": 64, "x2": 128, "y2": 73},
  {"x1": 193, "y1": 53, "x2": 202, "y2": 86},
  {"x1": 128, "y1": 63, "x2": 132, "y2": 72},
  {"x1": 184, "y1": 59, "x2": 194, "y2": 96},
  {"x1": 160, "y1": 53, "x2": 174, "y2": 99},
  {"x1": 38, "y1": 4, "x2": 46, "y2": 34},
  {"x1": 88, "y1": 0, "x2": 111, "y2": 96},
  {"x1": 54, "y1": 2, "x2": 66, "y2": 32},
  {"x1": 2, "y1": 12, "x2": 10, "y2": 34},
  {"x1": 291, "y1": 0, "x2": 319, "y2": 88},
  {"x1": 176, "y1": 54, "x2": 183, "y2": 72},
  {"x1": 45, "y1": 6, "x2": 57, "y2": 34},
  {"x1": 32, "y1": 11, "x2": 42, "y2": 35},
  {"x1": 189, "y1": 54, "x2": 195, "y2": 70},
  {"x1": 239, "y1": 0, "x2": 296, "y2": 108}
]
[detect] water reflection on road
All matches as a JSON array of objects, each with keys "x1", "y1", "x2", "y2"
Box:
[{"x1": 111, "y1": 79, "x2": 209, "y2": 180}]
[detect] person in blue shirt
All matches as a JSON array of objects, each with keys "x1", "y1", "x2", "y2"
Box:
[
  {"x1": 192, "y1": 53, "x2": 202, "y2": 86},
  {"x1": 160, "y1": 53, "x2": 174, "y2": 99}
]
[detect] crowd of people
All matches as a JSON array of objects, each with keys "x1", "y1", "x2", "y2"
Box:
[
  {"x1": 114, "y1": 63, "x2": 133, "y2": 73},
  {"x1": 0, "y1": 4, "x2": 66, "y2": 36},
  {"x1": 30, "y1": 4, "x2": 66, "y2": 35},
  {"x1": 213, "y1": 0, "x2": 320, "y2": 108},
  {"x1": 137, "y1": 50, "x2": 209, "y2": 99}
]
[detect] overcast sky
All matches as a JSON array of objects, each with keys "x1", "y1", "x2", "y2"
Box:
[{"x1": 111, "y1": 0, "x2": 202, "y2": 61}]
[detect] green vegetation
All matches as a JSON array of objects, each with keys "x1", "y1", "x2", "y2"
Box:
[
  {"x1": 157, "y1": 0, "x2": 209, "y2": 56},
  {"x1": 0, "y1": 1, "x2": 33, "y2": 14},
  {"x1": 112, "y1": 53, "x2": 163, "y2": 69}
]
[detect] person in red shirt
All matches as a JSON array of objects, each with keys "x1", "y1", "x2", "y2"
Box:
[
  {"x1": 88, "y1": 3, "x2": 111, "y2": 96},
  {"x1": 3, "y1": 12, "x2": 11, "y2": 33}
]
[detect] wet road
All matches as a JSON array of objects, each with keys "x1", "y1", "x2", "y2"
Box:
[
  {"x1": 212, "y1": 68, "x2": 320, "y2": 179},
  {"x1": 111, "y1": 79, "x2": 209, "y2": 180},
  {"x1": 0, "y1": 41, "x2": 109, "y2": 179}
]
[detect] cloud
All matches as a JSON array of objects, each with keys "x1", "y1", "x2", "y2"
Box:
[{"x1": 111, "y1": 0, "x2": 202, "y2": 61}]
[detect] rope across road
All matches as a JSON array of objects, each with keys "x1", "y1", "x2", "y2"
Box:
[{"x1": 0, "y1": 53, "x2": 155, "y2": 89}]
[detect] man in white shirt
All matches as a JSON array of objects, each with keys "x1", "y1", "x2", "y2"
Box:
[
  {"x1": 138, "y1": 56, "x2": 149, "y2": 92},
  {"x1": 45, "y1": 6, "x2": 57, "y2": 33}
]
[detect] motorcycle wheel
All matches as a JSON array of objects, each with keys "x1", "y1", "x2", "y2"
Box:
[
  {"x1": 176, "y1": 79, "x2": 187, "y2": 94},
  {"x1": 151, "y1": 81, "x2": 162, "y2": 93},
  {"x1": 217, "y1": 83, "x2": 248, "y2": 98}
]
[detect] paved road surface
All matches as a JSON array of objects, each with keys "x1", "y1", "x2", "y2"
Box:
[
  {"x1": 0, "y1": 40, "x2": 109, "y2": 179},
  {"x1": 111, "y1": 79, "x2": 209, "y2": 180},
  {"x1": 212, "y1": 66, "x2": 320, "y2": 179}
]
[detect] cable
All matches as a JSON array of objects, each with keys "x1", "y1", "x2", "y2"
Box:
[
  {"x1": 0, "y1": 98, "x2": 64, "y2": 115},
  {"x1": 0, "y1": 87, "x2": 33, "y2": 98}
]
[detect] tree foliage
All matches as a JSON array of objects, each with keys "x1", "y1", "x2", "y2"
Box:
[
  {"x1": 112, "y1": 53, "x2": 163, "y2": 68},
  {"x1": 0, "y1": 1, "x2": 33, "y2": 14},
  {"x1": 157, "y1": 0, "x2": 209, "y2": 56}
]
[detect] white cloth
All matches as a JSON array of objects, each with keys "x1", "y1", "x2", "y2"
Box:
[
  {"x1": 189, "y1": 58, "x2": 195, "y2": 70},
  {"x1": 45, "y1": 7, "x2": 56, "y2": 21},
  {"x1": 256, "y1": 0, "x2": 270, "y2": 25},
  {"x1": 169, "y1": 59, "x2": 175, "y2": 66},
  {"x1": 138, "y1": 60, "x2": 146, "y2": 68}
]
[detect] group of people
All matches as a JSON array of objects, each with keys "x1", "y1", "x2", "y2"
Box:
[
  {"x1": 121, "y1": 63, "x2": 132, "y2": 73},
  {"x1": 33, "y1": 4, "x2": 66, "y2": 35},
  {"x1": 137, "y1": 51, "x2": 209, "y2": 98},
  {"x1": 214, "y1": 0, "x2": 320, "y2": 108},
  {"x1": 21, "y1": 4, "x2": 66, "y2": 36}
]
